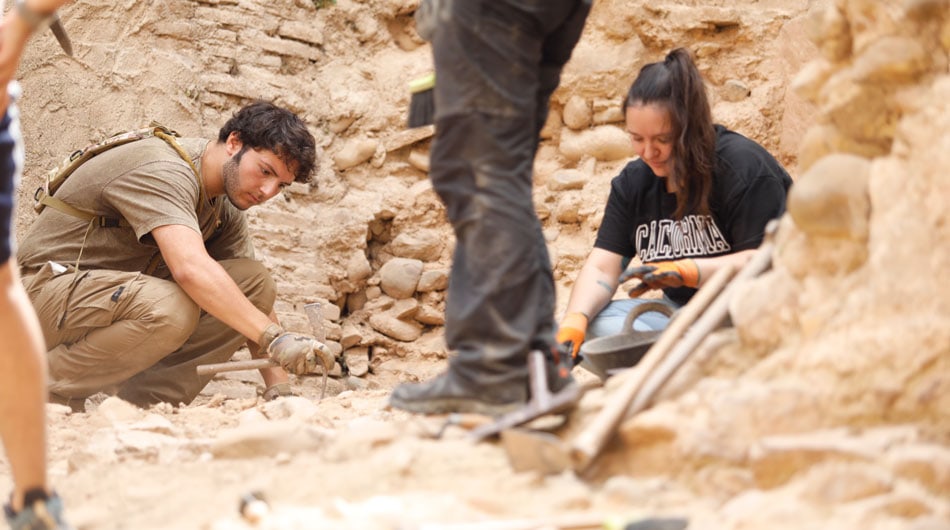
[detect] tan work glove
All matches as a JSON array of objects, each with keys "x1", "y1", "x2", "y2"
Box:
[
  {"x1": 622, "y1": 259, "x2": 699, "y2": 298},
  {"x1": 556, "y1": 312, "x2": 589, "y2": 359},
  {"x1": 258, "y1": 323, "x2": 323, "y2": 375},
  {"x1": 271, "y1": 334, "x2": 326, "y2": 375}
]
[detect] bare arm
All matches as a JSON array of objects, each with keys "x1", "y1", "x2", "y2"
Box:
[
  {"x1": 153, "y1": 224, "x2": 293, "y2": 383},
  {"x1": 692, "y1": 249, "x2": 756, "y2": 288},
  {"x1": 562, "y1": 247, "x2": 625, "y2": 319},
  {"x1": 152, "y1": 224, "x2": 273, "y2": 344},
  {"x1": 572, "y1": 248, "x2": 759, "y2": 308},
  {"x1": 0, "y1": 260, "x2": 49, "y2": 511}
]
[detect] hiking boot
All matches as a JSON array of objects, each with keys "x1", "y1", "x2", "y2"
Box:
[
  {"x1": 48, "y1": 391, "x2": 113, "y2": 413},
  {"x1": 389, "y1": 370, "x2": 527, "y2": 417},
  {"x1": 47, "y1": 393, "x2": 84, "y2": 413},
  {"x1": 4, "y1": 490, "x2": 73, "y2": 530}
]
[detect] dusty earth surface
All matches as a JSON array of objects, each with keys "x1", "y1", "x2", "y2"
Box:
[{"x1": 2, "y1": 0, "x2": 949, "y2": 529}]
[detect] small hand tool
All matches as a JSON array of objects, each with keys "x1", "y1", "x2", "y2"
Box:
[{"x1": 49, "y1": 14, "x2": 72, "y2": 56}]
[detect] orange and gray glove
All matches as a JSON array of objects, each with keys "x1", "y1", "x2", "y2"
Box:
[
  {"x1": 556, "y1": 312, "x2": 589, "y2": 359},
  {"x1": 258, "y1": 323, "x2": 334, "y2": 375},
  {"x1": 621, "y1": 259, "x2": 700, "y2": 298}
]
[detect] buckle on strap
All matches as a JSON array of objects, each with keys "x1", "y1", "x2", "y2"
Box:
[{"x1": 96, "y1": 216, "x2": 122, "y2": 228}]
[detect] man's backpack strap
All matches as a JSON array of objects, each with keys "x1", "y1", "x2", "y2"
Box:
[
  {"x1": 34, "y1": 122, "x2": 217, "y2": 277},
  {"x1": 152, "y1": 126, "x2": 207, "y2": 218},
  {"x1": 33, "y1": 122, "x2": 205, "y2": 222},
  {"x1": 37, "y1": 195, "x2": 125, "y2": 227}
]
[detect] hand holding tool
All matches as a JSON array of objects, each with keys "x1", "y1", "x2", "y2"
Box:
[
  {"x1": 267, "y1": 332, "x2": 324, "y2": 375},
  {"x1": 196, "y1": 304, "x2": 341, "y2": 398},
  {"x1": 622, "y1": 259, "x2": 699, "y2": 297},
  {"x1": 555, "y1": 312, "x2": 588, "y2": 358},
  {"x1": 197, "y1": 323, "x2": 336, "y2": 397},
  {"x1": 196, "y1": 336, "x2": 335, "y2": 399},
  {"x1": 257, "y1": 321, "x2": 335, "y2": 376}
]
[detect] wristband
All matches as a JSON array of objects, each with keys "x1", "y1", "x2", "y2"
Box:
[
  {"x1": 257, "y1": 323, "x2": 284, "y2": 351},
  {"x1": 15, "y1": 0, "x2": 56, "y2": 31}
]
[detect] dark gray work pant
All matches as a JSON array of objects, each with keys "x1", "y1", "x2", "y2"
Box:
[{"x1": 427, "y1": 0, "x2": 591, "y2": 387}]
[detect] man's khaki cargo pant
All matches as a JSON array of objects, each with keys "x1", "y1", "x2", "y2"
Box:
[{"x1": 22, "y1": 259, "x2": 275, "y2": 407}]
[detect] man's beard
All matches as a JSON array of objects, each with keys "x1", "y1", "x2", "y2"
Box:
[{"x1": 222, "y1": 149, "x2": 247, "y2": 210}]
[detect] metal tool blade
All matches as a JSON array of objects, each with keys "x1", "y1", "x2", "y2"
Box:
[
  {"x1": 500, "y1": 428, "x2": 572, "y2": 474},
  {"x1": 49, "y1": 14, "x2": 73, "y2": 56},
  {"x1": 469, "y1": 350, "x2": 583, "y2": 441}
]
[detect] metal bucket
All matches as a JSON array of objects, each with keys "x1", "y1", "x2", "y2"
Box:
[{"x1": 578, "y1": 301, "x2": 675, "y2": 380}]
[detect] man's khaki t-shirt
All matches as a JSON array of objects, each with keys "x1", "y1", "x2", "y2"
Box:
[{"x1": 18, "y1": 137, "x2": 253, "y2": 279}]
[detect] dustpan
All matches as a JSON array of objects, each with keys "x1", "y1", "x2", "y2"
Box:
[{"x1": 579, "y1": 301, "x2": 675, "y2": 380}]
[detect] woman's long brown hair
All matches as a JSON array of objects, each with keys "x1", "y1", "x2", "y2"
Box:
[{"x1": 623, "y1": 48, "x2": 716, "y2": 218}]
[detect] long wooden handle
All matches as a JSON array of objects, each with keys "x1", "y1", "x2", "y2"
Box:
[
  {"x1": 630, "y1": 243, "x2": 775, "y2": 412},
  {"x1": 196, "y1": 358, "x2": 273, "y2": 376},
  {"x1": 569, "y1": 263, "x2": 737, "y2": 471},
  {"x1": 570, "y1": 240, "x2": 775, "y2": 472}
]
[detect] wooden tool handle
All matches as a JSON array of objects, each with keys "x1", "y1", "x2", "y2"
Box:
[
  {"x1": 569, "y1": 263, "x2": 737, "y2": 471},
  {"x1": 196, "y1": 358, "x2": 273, "y2": 376},
  {"x1": 630, "y1": 243, "x2": 775, "y2": 412},
  {"x1": 570, "y1": 239, "x2": 776, "y2": 472}
]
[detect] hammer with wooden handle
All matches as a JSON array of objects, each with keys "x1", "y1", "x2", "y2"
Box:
[
  {"x1": 195, "y1": 339, "x2": 336, "y2": 376},
  {"x1": 196, "y1": 358, "x2": 273, "y2": 377},
  {"x1": 196, "y1": 303, "x2": 337, "y2": 397}
]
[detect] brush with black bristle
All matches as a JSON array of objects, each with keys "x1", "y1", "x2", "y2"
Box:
[{"x1": 407, "y1": 72, "x2": 436, "y2": 129}]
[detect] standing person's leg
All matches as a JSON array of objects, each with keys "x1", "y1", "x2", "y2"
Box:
[
  {"x1": 117, "y1": 259, "x2": 276, "y2": 406},
  {"x1": 536, "y1": 1, "x2": 593, "y2": 138},
  {"x1": 0, "y1": 263, "x2": 61, "y2": 519},
  {"x1": 390, "y1": 0, "x2": 590, "y2": 415},
  {"x1": 0, "y1": 90, "x2": 71, "y2": 528}
]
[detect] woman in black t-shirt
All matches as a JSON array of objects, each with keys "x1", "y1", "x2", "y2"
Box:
[{"x1": 556, "y1": 48, "x2": 792, "y2": 359}]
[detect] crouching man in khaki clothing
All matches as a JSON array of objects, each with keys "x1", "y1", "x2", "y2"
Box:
[{"x1": 16, "y1": 101, "x2": 320, "y2": 409}]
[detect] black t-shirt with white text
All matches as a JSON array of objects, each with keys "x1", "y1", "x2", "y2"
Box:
[{"x1": 595, "y1": 125, "x2": 792, "y2": 305}]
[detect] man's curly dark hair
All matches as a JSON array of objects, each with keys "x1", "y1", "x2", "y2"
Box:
[{"x1": 218, "y1": 100, "x2": 317, "y2": 183}]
